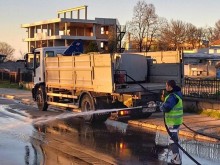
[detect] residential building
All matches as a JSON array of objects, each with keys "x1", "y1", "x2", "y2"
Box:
[
  {"x1": 183, "y1": 49, "x2": 220, "y2": 78},
  {"x1": 208, "y1": 39, "x2": 220, "y2": 55},
  {"x1": 22, "y1": 5, "x2": 126, "y2": 53}
]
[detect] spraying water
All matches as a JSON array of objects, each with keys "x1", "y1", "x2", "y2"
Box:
[
  {"x1": 0, "y1": 103, "x2": 140, "y2": 126},
  {"x1": 33, "y1": 106, "x2": 142, "y2": 124},
  {"x1": 0, "y1": 103, "x2": 135, "y2": 143}
]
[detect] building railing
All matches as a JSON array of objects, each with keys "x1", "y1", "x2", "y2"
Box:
[{"x1": 182, "y1": 78, "x2": 220, "y2": 100}]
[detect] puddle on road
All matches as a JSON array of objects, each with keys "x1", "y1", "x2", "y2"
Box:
[
  {"x1": 0, "y1": 103, "x2": 130, "y2": 144},
  {"x1": 33, "y1": 117, "x2": 220, "y2": 165},
  {"x1": 0, "y1": 105, "x2": 39, "y2": 165},
  {"x1": 155, "y1": 131, "x2": 220, "y2": 165},
  {"x1": 0, "y1": 105, "x2": 33, "y2": 142},
  {"x1": 1, "y1": 103, "x2": 220, "y2": 165}
]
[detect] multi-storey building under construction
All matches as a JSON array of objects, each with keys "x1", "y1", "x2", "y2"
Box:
[{"x1": 22, "y1": 5, "x2": 126, "y2": 53}]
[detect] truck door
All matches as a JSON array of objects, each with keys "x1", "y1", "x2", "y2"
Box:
[{"x1": 33, "y1": 51, "x2": 44, "y2": 84}]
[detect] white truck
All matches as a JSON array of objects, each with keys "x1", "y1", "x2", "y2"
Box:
[{"x1": 24, "y1": 47, "x2": 183, "y2": 123}]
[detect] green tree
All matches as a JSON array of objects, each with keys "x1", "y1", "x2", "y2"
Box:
[
  {"x1": 108, "y1": 35, "x2": 117, "y2": 53},
  {"x1": 85, "y1": 41, "x2": 99, "y2": 53}
]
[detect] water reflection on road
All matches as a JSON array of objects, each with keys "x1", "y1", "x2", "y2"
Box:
[
  {"x1": 155, "y1": 131, "x2": 220, "y2": 165},
  {"x1": 0, "y1": 99, "x2": 220, "y2": 165},
  {"x1": 32, "y1": 117, "x2": 220, "y2": 165},
  {"x1": 32, "y1": 118, "x2": 164, "y2": 165}
]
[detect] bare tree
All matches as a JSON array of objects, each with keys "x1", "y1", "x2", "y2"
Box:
[
  {"x1": 213, "y1": 20, "x2": 220, "y2": 40},
  {"x1": 145, "y1": 17, "x2": 167, "y2": 51},
  {"x1": 0, "y1": 42, "x2": 15, "y2": 61},
  {"x1": 160, "y1": 20, "x2": 186, "y2": 50},
  {"x1": 127, "y1": 1, "x2": 158, "y2": 52},
  {"x1": 196, "y1": 28, "x2": 209, "y2": 48},
  {"x1": 18, "y1": 50, "x2": 26, "y2": 60},
  {"x1": 205, "y1": 27, "x2": 214, "y2": 43},
  {"x1": 185, "y1": 23, "x2": 198, "y2": 49},
  {"x1": 184, "y1": 24, "x2": 206, "y2": 49}
]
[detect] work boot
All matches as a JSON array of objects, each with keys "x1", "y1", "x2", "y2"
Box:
[
  {"x1": 168, "y1": 153, "x2": 182, "y2": 165},
  {"x1": 167, "y1": 162, "x2": 181, "y2": 165}
]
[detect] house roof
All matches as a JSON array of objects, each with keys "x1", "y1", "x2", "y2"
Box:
[
  {"x1": 0, "y1": 54, "x2": 6, "y2": 57},
  {"x1": 184, "y1": 53, "x2": 220, "y2": 59},
  {"x1": 211, "y1": 39, "x2": 220, "y2": 46},
  {"x1": 0, "y1": 61, "x2": 27, "y2": 72}
]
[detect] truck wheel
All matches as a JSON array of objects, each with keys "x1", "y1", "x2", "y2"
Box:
[
  {"x1": 81, "y1": 95, "x2": 95, "y2": 122},
  {"x1": 93, "y1": 99, "x2": 111, "y2": 123},
  {"x1": 92, "y1": 113, "x2": 110, "y2": 123},
  {"x1": 36, "y1": 86, "x2": 48, "y2": 111}
]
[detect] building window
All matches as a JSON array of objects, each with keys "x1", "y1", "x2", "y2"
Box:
[
  {"x1": 209, "y1": 49, "x2": 214, "y2": 54},
  {"x1": 101, "y1": 27, "x2": 105, "y2": 34},
  {"x1": 101, "y1": 26, "x2": 109, "y2": 35},
  {"x1": 100, "y1": 42, "x2": 104, "y2": 48}
]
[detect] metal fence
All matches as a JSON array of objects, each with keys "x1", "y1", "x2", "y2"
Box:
[
  {"x1": 0, "y1": 69, "x2": 32, "y2": 83},
  {"x1": 182, "y1": 78, "x2": 220, "y2": 100}
]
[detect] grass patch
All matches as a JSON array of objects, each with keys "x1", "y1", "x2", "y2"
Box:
[
  {"x1": 200, "y1": 109, "x2": 220, "y2": 119},
  {"x1": 0, "y1": 80, "x2": 19, "y2": 89}
]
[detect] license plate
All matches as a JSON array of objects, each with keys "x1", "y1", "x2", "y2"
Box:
[{"x1": 142, "y1": 107, "x2": 156, "y2": 113}]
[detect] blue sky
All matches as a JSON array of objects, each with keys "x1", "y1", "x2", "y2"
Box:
[{"x1": 0, "y1": 0, "x2": 220, "y2": 58}]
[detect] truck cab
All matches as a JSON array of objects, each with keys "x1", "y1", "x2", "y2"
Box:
[{"x1": 25, "y1": 47, "x2": 67, "y2": 85}]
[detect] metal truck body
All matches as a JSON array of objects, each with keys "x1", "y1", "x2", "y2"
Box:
[{"x1": 25, "y1": 47, "x2": 183, "y2": 122}]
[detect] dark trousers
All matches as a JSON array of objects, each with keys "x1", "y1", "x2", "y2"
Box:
[{"x1": 168, "y1": 125, "x2": 182, "y2": 164}]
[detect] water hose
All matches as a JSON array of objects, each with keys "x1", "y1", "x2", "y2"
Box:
[
  {"x1": 125, "y1": 74, "x2": 159, "y2": 94},
  {"x1": 182, "y1": 122, "x2": 220, "y2": 141}
]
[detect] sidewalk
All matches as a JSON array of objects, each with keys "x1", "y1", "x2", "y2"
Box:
[
  {"x1": 0, "y1": 88, "x2": 35, "y2": 106},
  {"x1": 129, "y1": 112, "x2": 220, "y2": 142},
  {"x1": 0, "y1": 87, "x2": 220, "y2": 142}
]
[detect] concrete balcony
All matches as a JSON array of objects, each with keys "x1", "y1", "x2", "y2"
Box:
[{"x1": 23, "y1": 35, "x2": 96, "y2": 42}]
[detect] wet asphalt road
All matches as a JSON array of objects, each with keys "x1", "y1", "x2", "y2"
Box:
[{"x1": 0, "y1": 98, "x2": 220, "y2": 165}]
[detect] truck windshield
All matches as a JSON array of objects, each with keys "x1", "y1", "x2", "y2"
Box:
[
  {"x1": 45, "y1": 51, "x2": 54, "y2": 57},
  {"x1": 24, "y1": 52, "x2": 40, "y2": 70}
]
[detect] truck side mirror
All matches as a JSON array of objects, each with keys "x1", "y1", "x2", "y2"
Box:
[
  {"x1": 24, "y1": 54, "x2": 28, "y2": 67},
  {"x1": 24, "y1": 53, "x2": 33, "y2": 70}
]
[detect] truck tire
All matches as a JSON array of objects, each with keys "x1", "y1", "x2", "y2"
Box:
[
  {"x1": 92, "y1": 112, "x2": 110, "y2": 123},
  {"x1": 36, "y1": 86, "x2": 48, "y2": 111},
  {"x1": 81, "y1": 94, "x2": 110, "y2": 123},
  {"x1": 81, "y1": 94, "x2": 95, "y2": 123},
  {"x1": 93, "y1": 99, "x2": 111, "y2": 123}
]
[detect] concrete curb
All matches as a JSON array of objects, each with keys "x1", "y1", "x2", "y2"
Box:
[
  {"x1": 128, "y1": 120, "x2": 219, "y2": 142},
  {"x1": 0, "y1": 94, "x2": 35, "y2": 106}
]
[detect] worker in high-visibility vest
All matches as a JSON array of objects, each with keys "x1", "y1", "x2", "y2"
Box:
[{"x1": 160, "y1": 80, "x2": 183, "y2": 165}]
